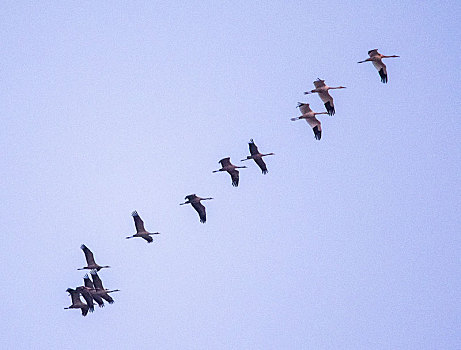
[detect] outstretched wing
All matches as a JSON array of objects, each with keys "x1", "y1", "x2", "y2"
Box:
[
  {"x1": 372, "y1": 61, "x2": 387, "y2": 83},
  {"x1": 131, "y1": 211, "x2": 146, "y2": 232},
  {"x1": 248, "y1": 140, "x2": 259, "y2": 155},
  {"x1": 142, "y1": 235, "x2": 154, "y2": 243},
  {"x1": 80, "y1": 245, "x2": 96, "y2": 266},
  {"x1": 318, "y1": 92, "x2": 335, "y2": 115},
  {"x1": 368, "y1": 49, "x2": 379, "y2": 57},
  {"x1": 305, "y1": 117, "x2": 322, "y2": 140},
  {"x1": 83, "y1": 274, "x2": 95, "y2": 289},
  {"x1": 191, "y1": 201, "x2": 207, "y2": 223},
  {"x1": 100, "y1": 293, "x2": 114, "y2": 304},
  {"x1": 254, "y1": 158, "x2": 268, "y2": 174},
  {"x1": 219, "y1": 157, "x2": 232, "y2": 167},
  {"x1": 90, "y1": 271, "x2": 104, "y2": 290},
  {"x1": 229, "y1": 169, "x2": 239, "y2": 187},
  {"x1": 313, "y1": 79, "x2": 326, "y2": 89},
  {"x1": 77, "y1": 287, "x2": 94, "y2": 312},
  {"x1": 297, "y1": 102, "x2": 312, "y2": 115}
]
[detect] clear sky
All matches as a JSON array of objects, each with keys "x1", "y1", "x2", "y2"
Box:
[{"x1": 1, "y1": 1, "x2": 460, "y2": 349}]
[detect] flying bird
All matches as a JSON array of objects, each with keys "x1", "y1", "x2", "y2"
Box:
[
  {"x1": 78, "y1": 244, "x2": 110, "y2": 271},
  {"x1": 358, "y1": 49, "x2": 400, "y2": 83},
  {"x1": 75, "y1": 286, "x2": 95, "y2": 313},
  {"x1": 291, "y1": 102, "x2": 328, "y2": 140},
  {"x1": 90, "y1": 270, "x2": 120, "y2": 304},
  {"x1": 212, "y1": 157, "x2": 247, "y2": 187},
  {"x1": 83, "y1": 274, "x2": 105, "y2": 307},
  {"x1": 126, "y1": 211, "x2": 160, "y2": 243},
  {"x1": 304, "y1": 78, "x2": 346, "y2": 116},
  {"x1": 241, "y1": 139, "x2": 274, "y2": 174},
  {"x1": 64, "y1": 288, "x2": 90, "y2": 316},
  {"x1": 180, "y1": 194, "x2": 213, "y2": 223}
]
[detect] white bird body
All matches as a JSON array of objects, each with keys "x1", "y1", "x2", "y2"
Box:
[
  {"x1": 180, "y1": 194, "x2": 213, "y2": 223},
  {"x1": 304, "y1": 79, "x2": 346, "y2": 115},
  {"x1": 212, "y1": 157, "x2": 247, "y2": 187},
  {"x1": 241, "y1": 139, "x2": 274, "y2": 174},
  {"x1": 358, "y1": 49, "x2": 399, "y2": 83},
  {"x1": 126, "y1": 211, "x2": 160, "y2": 243},
  {"x1": 291, "y1": 103, "x2": 328, "y2": 140}
]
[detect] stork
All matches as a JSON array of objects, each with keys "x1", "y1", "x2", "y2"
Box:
[
  {"x1": 90, "y1": 270, "x2": 120, "y2": 304},
  {"x1": 180, "y1": 194, "x2": 213, "y2": 223},
  {"x1": 78, "y1": 244, "x2": 110, "y2": 271},
  {"x1": 358, "y1": 49, "x2": 399, "y2": 83},
  {"x1": 304, "y1": 78, "x2": 346, "y2": 115},
  {"x1": 212, "y1": 157, "x2": 246, "y2": 187},
  {"x1": 126, "y1": 211, "x2": 160, "y2": 243},
  {"x1": 291, "y1": 102, "x2": 328, "y2": 140},
  {"x1": 75, "y1": 286, "x2": 95, "y2": 313},
  {"x1": 241, "y1": 139, "x2": 274, "y2": 174},
  {"x1": 83, "y1": 274, "x2": 105, "y2": 307},
  {"x1": 64, "y1": 288, "x2": 90, "y2": 316}
]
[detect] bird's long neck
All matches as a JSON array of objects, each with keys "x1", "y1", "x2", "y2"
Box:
[
  {"x1": 382, "y1": 55, "x2": 399, "y2": 58},
  {"x1": 262, "y1": 153, "x2": 275, "y2": 157}
]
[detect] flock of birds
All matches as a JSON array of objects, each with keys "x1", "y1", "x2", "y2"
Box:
[
  {"x1": 292, "y1": 49, "x2": 400, "y2": 140},
  {"x1": 64, "y1": 49, "x2": 399, "y2": 315}
]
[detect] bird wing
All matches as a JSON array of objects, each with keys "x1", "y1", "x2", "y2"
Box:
[
  {"x1": 219, "y1": 157, "x2": 232, "y2": 167},
  {"x1": 90, "y1": 291, "x2": 105, "y2": 307},
  {"x1": 80, "y1": 245, "x2": 96, "y2": 266},
  {"x1": 317, "y1": 91, "x2": 333, "y2": 105},
  {"x1": 313, "y1": 79, "x2": 326, "y2": 89},
  {"x1": 372, "y1": 60, "x2": 388, "y2": 83},
  {"x1": 142, "y1": 235, "x2": 154, "y2": 243},
  {"x1": 131, "y1": 211, "x2": 146, "y2": 232},
  {"x1": 90, "y1": 271, "x2": 104, "y2": 290},
  {"x1": 368, "y1": 49, "x2": 379, "y2": 57},
  {"x1": 78, "y1": 288, "x2": 94, "y2": 311},
  {"x1": 81, "y1": 305, "x2": 89, "y2": 316},
  {"x1": 254, "y1": 158, "x2": 268, "y2": 174},
  {"x1": 68, "y1": 288, "x2": 81, "y2": 305},
  {"x1": 83, "y1": 274, "x2": 94, "y2": 289},
  {"x1": 298, "y1": 103, "x2": 312, "y2": 115},
  {"x1": 191, "y1": 201, "x2": 206, "y2": 223},
  {"x1": 100, "y1": 292, "x2": 114, "y2": 304},
  {"x1": 305, "y1": 117, "x2": 322, "y2": 140},
  {"x1": 185, "y1": 194, "x2": 197, "y2": 201},
  {"x1": 249, "y1": 141, "x2": 259, "y2": 155},
  {"x1": 229, "y1": 169, "x2": 240, "y2": 187}
]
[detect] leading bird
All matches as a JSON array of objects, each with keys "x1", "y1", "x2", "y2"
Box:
[{"x1": 358, "y1": 49, "x2": 399, "y2": 83}]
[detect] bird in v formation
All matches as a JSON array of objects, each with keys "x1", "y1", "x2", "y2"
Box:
[{"x1": 65, "y1": 49, "x2": 398, "y2": 315}]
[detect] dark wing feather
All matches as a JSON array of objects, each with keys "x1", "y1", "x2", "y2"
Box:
[
  {"x1": 324, "y1": 101, "x2": 335, "y2": 116},
  {"x1": 90, "y1": 292, "x2": 105, "y2": 307},
  {"x1": 77, "y1": 287, "x2": 94, "y2": 312},
  {"x1": 101, "y1": 293, "x2": 114, "y2": 304},
  {"x1": 254, "y1": 158, "x2": 268, "y2": 174},
  {"x1": 229, "y1": 169, "x2": 239, "y2": 187},
  {"x1": 80, "y1": 245, "x2": 96, "y2": 265},
  {"x1": 83, "y1": 274, "x2": 94, "y2": 289},
  {"x1": 142, "y1": 235, "x2": 154, "y2": 243},
  {"x1": 313, "y1": 126, "x2": 322, "y2": 140},
  {"x1": 81, "y1": 305, "x2": 89, "y2": 316},
  {"x1": 191, "y1": 201, "x2": 206, "y2": 223},
  {"x1": 132, "y1": 211, "x2": 146, "y2": 232},
  {"x1": 249, "y1": 141, "x2": 259, "y2": 155},
  {"x1": 219, "y1": 157, "x2": 231, "y2": 167},
  {"x1": 379, "y1": 68, "x2": 388, "y2": 83},
  {"x1": 90, "y1": 271, "x2": 104, "y2": 290}
]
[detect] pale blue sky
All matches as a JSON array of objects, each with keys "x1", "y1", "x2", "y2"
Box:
[{"x1": 1, "y1": 1, "x2": 460, "y2": 349}]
